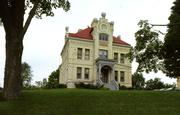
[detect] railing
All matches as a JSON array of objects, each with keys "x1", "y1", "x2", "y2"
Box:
[
  {"x1": 96, "y1": 79, "x2": 104, "y2": 87},
  {"x1": 110, "y1": 80, "x2": 119, "y2": 90},
  {"x1": 97, "y1": 78, "x2": 119, "y2": 90}
]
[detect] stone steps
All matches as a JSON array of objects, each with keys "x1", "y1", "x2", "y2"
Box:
[{"x1": 104, "y1": 83, "x2": 119, "y2": 90}]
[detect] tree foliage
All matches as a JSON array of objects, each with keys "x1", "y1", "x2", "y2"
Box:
[
  {"x1": 35, "y1": 78, "x2": 47, "y2": 88},
  {"x1": 145, "y1": 78, "x2": 164, "y2": 90},
  {"x1": 145, "y1": 78, "x2": 175, "y2": 90},
  {"x1": 46, "y1": 69, "x2": 59, "y2": 88},
  {"x1": 130, "y1": 1, "x2": 180, "y2": 79},
  {"x1": 129, "y1": 20, "x2": 163, "y2": 73},
  {"x1": 132, "y1": 72, "x2": 145, "y2": 89},
  {"x1": 163, "y1": 0, "x2": 180, "y2": 78},
  {"x1": 0, "y1": 0, "x2": 70, "y2": 100},
  {"x1": 21, "y1": 62, "x2": 33, "y2": 88}
]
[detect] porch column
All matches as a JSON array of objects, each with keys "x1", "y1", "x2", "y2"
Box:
[
  {"x1": 112, "y1": 66, "x2": 115, "y2": 81},
  {"x1": 98, "y1": 63, "x2": 102, "y2": 80},
  {"x1": 109, "y1": 64, "x2": 115, "y2": 81}
]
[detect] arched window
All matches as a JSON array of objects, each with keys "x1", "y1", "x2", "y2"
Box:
[{"x1": 99, "y1": 33, "x2": 108, "y2": 41}]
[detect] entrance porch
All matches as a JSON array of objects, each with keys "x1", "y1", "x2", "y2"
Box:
[{"x1": 96, "y1": 58, "x2": 119, "y2": 90}]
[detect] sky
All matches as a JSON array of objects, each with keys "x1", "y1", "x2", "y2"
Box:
[{"x1": 0, "y1": 0, "x2": 176, "y2": 87}]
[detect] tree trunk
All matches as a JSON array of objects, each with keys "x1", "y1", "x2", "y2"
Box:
[
  {"x1": 1, "y1": 0, "x2": 25, "y2": 100},
  {"x1": 2, "y1": 33, "x2": 23, "y2": 100},
  {"x1": 177, "y1": 76, "x2": 180, "y2": 89}
]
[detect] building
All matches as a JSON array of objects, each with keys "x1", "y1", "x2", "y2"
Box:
[{"x1": 59, "y1": 13, "x2": 132, "y2": 89}]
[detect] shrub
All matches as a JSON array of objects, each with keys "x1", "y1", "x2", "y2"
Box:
[
  {"x1": 99, "y1": 87, "x2": 109, "y2": 90},
  {"x1": 132, "y1": 72, "x2": 145, "y2": 90},
  {"x1": 58, "y1": 84, "x2": 67, "y2": 88},
  {"x1": 145, "y1": 78, "x2": 176, "y2": 90},
  {"x1": 145, "y1": 78, "x2": 165, "y2": 90},
  {"x1": 47, "y1": 69, "x2": 59, "y2": 89},
  {"x1": 75, "y1": 82, "x2": 99, "y2": 89},
  {"x1": 24, "y1": 85, "x2": 42, "y2": 90},
  {"x1": 164, "y1": 83, "x2": 176, "y2": 89},
  {"x1": 119, "y1": 84, "x2": 133, "y2": 90}
]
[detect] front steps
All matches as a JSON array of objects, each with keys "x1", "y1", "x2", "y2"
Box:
[{"x1": 104, "y1": 83, "x2": 119, "y2": 90}]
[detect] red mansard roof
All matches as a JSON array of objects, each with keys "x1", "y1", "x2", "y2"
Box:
[
  {"x1": 68, "y1": 27, "x2": 130, "y2": 46},
  {"x1": 68, "y1": 27, "x2": 93, "y2": 40},
  {"x1": 113, "y1": 36, "x2": 130, "y2": 45}
]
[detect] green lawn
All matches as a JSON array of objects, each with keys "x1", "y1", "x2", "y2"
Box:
[{"x1": 0, "y1": 89, "x2": 180, "y2": 115}]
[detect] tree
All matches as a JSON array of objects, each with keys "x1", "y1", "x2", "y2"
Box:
[
  {"x1": 42, "y1": 78, "x2": 48, "y2": 88},
  {"x1": 145, "y1": 78, "x2": 165, "y2": 90},
  {"x1": 163, "y1": 0, "x2": 180, "y2": 78},
  {"x1": 132, "y1": 72, "x2": 145, "y2": 89},
  {"x1": 0, "y1": 0, "x2": 70, "y2": 99},
  {"x1": 35, "y1": 78, "x2": 47, "y2": 88},
  {"x1": 35, "y1": 81, "x2": 43, "y2": 88},
  {"x1": 21, "y1": 62, "x2": 33, "y2": 88},
  {"x1": 46, "y1": 69, "x2": 59, "y2": 88},
  {"x1": 129, "y1": 20, "x2": 163, "y2": 73},
  {"x1": 129, "y1": 1, "x2": 180, "y2": 86}
]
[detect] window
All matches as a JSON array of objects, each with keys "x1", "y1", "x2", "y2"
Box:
[
  {"x1": 120, "y1": 53, "x2": 125, "y2": 63},
  {"x1": 84, "y1": 68, "x2": 89, "y2": 79},
  {"x1": 85, "y1": 49, "x2": 90, "y2": 60},
  {"x1": 99, "y1": 33, "x2": 108, "y2": 41},
  {"x1": 114, "y1": 53, "x2": 118, "y2": 61},
  {"x1": 77, "y1": 48, "x2": 82, "y2": 59},
  {"x1": 120, "y1": 71, "x2": 125, "y2": 82},
  {"x1": 115, "y1": 71, "x2": 118, "y2": 82},
  {"x1": 99, "y1": 49, "x2": 108, "y2": 59},
  {"x1": 77, "y1": 67, "x2": 82, "y2": 79}
]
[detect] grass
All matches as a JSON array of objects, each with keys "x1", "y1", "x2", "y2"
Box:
[{"x1": 0, "y1": 89, "x2": 180, "y2": 115}]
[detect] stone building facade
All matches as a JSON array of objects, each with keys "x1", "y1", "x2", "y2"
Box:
[{"x1": 59, "y1": 13, "x2": 132, "y2": 89}]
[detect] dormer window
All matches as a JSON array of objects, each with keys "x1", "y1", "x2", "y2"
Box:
[{"x1": 99, "y1": 33, "x2": 108, "y2": 41}]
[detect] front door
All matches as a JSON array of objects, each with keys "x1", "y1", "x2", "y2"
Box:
[{"x1": 101, "y1": 66, "x2": 111, "y2": 83}]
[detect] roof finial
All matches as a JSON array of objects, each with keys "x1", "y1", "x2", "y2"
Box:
[
  {"x1": 110, "y1": 21, "x2": 114, "y2": 26},
  {"x1": 65, "y1": 26, "x2": 69, "y2": 37},
  {"x1": 101, "y1": 12, "x2": 106, "y2": 18},
  {"x1": 65, "y1": 26, "x2": 69, "y2": 33}
]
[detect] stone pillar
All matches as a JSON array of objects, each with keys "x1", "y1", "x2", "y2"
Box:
[
  {"x1": 176, "y1": 77, "x2": 180, "y2": 89},
  {"x1": 108, "y1": 64, "x2": 115, "y2": 81},
  {"x1": 98, "y1": 63, "x2": 101, "y2": 80},
  {"x1": 112, "y1": 66, "x2": 115, "y2": 81}
]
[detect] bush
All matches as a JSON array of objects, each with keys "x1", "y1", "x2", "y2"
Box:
[
  {"x1": 145, "y1": 78, "x2": 175, "y2": 90},
  {"x1": 58, "y1": 84, "x2": 67, "y2": 88},
  {"x1": 164, "y1": 83, "x2": 176, "y2": 89},
  {"x1": 145, "y1": 78, "x2": 164, "y2": 90},
  {"x1": 23, "y1": 85, "x2": 41, "y2": 90},
  {"x1": 99, "y1": 87, "x2": 109, "y2": 90},
  {"x1": 119, "y1": 84, "x2": 133, "y2": 90},
  {"x1": 132, "y1": 72, "x2": 145, "y2": 90},
  {"x1": 75, "y1": 82, "x2": 99, "y2": 89},
  {"x1": 47, "y1": 69, "x2": 59, "y2": 89}
]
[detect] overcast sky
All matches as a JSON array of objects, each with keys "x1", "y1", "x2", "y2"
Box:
[{"x1": 0, "y1": 0, "x2": 176, "y2": 87}]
